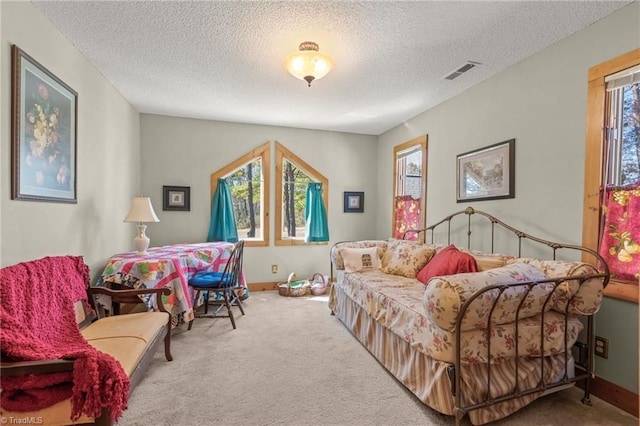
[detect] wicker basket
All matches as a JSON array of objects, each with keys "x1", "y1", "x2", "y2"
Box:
[
  {"x1": 309, "y1": 273, "x2": 328, "y2": 296},
  {"x1": 278, "y1": 273, "x2": 310, "y2": 297}
]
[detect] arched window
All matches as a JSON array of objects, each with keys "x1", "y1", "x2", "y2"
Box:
[
  {"x1": 275, "y1": 141, "x2": 329, "y2": 246},
  {"x1": 211, "y1": 142, "x2": 270, "y2": 247}
]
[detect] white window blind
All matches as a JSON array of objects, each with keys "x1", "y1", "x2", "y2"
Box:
[{"x1": 605, "y1": 64, "x2": 640, "y2": 91}]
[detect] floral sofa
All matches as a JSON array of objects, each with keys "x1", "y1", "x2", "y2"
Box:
[{"x1": 328, "y1": 209, "x2": 608, "y2": 425}]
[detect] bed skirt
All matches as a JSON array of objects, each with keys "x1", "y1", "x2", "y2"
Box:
[{"x1": 329, "y1": 283, "x2": 576, "y2": 425}]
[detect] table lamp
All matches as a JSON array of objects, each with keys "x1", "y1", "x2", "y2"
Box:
[{"x1": 124, "y1": 196, "x2": 160, "y2": 255}]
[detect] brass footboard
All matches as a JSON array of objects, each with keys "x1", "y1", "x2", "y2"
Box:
[
  {"x1": 404, "y1": 207, "x2": 610, "y2": 425},
  {"x1": 451, "y1": 274, "x2": 607, "y2": 425}
]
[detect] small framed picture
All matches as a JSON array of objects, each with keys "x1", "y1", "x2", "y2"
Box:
[
  {"x1": 344, "y1": 191, "x2": 364, "y2": 213},
  {"x1": 163, "y1": 185, "x2": 190, "y2": 211}
]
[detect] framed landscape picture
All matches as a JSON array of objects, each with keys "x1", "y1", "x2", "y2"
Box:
[
  {"x1": 457, "y1": 139, "x2": 515, "y2": 202},
  {"x1": 11, "y1": 45, "x2": 78, "y2": 203}
]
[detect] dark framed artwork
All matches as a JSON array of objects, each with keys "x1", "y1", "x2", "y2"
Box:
[
  {"x1": 11, "y1": 45, "x2": 78, "y2": 203},
  {"x1": 163, "y1": 186, "x2": 190, "y2": 211},
  {"x1": 456, "y1": 139, "x2": 515, "y2": 203},
  {"x1": 344, "y1": 191, "x2": 364, "y2": 213}
]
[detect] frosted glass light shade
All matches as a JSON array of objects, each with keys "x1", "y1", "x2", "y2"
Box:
[{"x1": 285, "y1": 41, "x2": 333, "y2": 87}]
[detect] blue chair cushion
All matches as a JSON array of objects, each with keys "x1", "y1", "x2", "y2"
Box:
[{"x1": 189, "y1": 271, "x2": 234, "y2": 288}]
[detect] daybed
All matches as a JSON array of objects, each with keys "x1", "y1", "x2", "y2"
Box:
[
  {"x1": 0, "y1": 256, "x2": 173, "y2": 425},
  {"x1": 329, "y1": 207, "x2": 609, "y2": 425}
]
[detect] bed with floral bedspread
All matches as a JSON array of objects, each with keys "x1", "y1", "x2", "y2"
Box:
[{"x1": 329, "y1": 208, "x2": 609, "y2": 425}]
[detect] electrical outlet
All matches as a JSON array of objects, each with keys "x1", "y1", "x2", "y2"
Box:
[
  {"x1": 271, "y1": 264, "x2": 278, "y2": 274},
  {"x1": 595, "y1": 336, "x2": 609, "y2": 359}
]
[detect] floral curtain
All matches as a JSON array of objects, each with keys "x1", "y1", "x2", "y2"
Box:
[
  {"x1": 305, "y1": 182, "x2": 329, "y2": 243},
  {"x1": 598, "y1": 185, "x2": 640, "y2": 282},
  {"x1": 394, "y1": 195, "x2": 421, "y2": 240},
  {"x1": 207, "y1": 178, "x2": 238, "y2": 243}
]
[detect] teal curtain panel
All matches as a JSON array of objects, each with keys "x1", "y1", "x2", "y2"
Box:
[
  {"x1": 208, "y1": 178, "x2": 239, "y2": 242},
  {"x1": 305, "y1": 182, "x2": 329, "y2": 243}
]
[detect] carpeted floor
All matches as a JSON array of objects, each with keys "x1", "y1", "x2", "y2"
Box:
[{"x1": 117, "y1": 291, "x2": 637, "y2": 426}]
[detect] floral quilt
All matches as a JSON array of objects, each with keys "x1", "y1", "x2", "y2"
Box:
[{"x1": 336, "y1": 270, "x2": 583, "y2": 365}]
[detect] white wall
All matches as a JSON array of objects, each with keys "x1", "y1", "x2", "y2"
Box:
[
  {"x1": 0, "y1": 2, "x2": 141, "y2": 276},
  {"x1": 140, "y1": 114, "x2": 377, "y2": 284},
  {"x1": 376, "y1": 2, "x2": 640, "y2": 394}
]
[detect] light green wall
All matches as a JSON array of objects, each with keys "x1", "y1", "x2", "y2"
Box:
[
  {"x1": 596, "y1": 298, "x2": 639, "y2": 393},
  {"x1": 139, "y1": 114, "x2": 377, "y2": 284},
  {"x1": 1, "y1": 0, "x2": 637, "y2": 397},
  {"x1": 0, "y1": 2, "x2": 141, "y2": 276},
  {"x1": 377, "y1": 2, "x2": 640, "y2": 393}
]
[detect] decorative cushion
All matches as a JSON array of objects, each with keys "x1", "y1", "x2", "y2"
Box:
[
  {"x1": 505, "y1": 258, "x2": 605, "y2": 315},
  {"x1": 381, "y1": 243, "x2": 436, "y2": 278},
  {"x1": 381, "y1": 238, "x2": 422, "y2": 269},
  {"x1": 189, "y1": 271, "x2": 233, "y2": 287},
  {"x1": 331, "y1": 240, "x2": 388, "y2": 270},
  {"x1": 341, "y1": 247, "x2": 381, "y2": 273},
  {"x1": 424, "y1": 263, "x2": 554, "y2": 332},
  {"x1": 460, "y1": 249, "x2": 516, "y2": 272},
  {"x1": 417, "y1": 245, "x2": 478, "y2": 284}
]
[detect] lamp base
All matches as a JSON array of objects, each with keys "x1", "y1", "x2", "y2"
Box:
[{"x1": 134, "y1": 224, "x2": 150, "y2": 256}]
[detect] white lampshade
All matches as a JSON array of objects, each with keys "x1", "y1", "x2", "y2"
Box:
[
  {"x1": 124, "y1": 197, "x2": 159, "y2": 223},
  {"x1": 285, "y1": 41, "x2": 333, "y2": 87},
  {"x1": 124, "y1": 197, "x2": 159, "y2": 256}
]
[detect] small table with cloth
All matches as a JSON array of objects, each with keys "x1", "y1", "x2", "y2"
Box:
[{"x1": 96, "y1": 242, "x2": 247, "y2": 327}]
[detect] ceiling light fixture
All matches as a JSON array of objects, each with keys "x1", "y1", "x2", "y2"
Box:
[{"x1": 285, "y1": 41, "x2": 333, "y2": 87}]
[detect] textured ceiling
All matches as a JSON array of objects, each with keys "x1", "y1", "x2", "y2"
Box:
[{"x1": 33, "y1": 1, "x2": 629, "y2": 136}]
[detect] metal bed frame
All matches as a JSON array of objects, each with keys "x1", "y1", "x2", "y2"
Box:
[{"x1": 402, "y1": 207, "x2": 610, "y2": 425}]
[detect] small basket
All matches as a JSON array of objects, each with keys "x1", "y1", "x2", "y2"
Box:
[
  {"x1": 309, "y1": 273, "x2": 328, "y2": 296},
  {"x1": 278, "y1": 273, "x2": 310, "y2": 297}
]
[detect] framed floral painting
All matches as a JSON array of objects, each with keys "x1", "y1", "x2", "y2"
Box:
[{"x1": 11, "y1": 45, "x2": 78, "y2": 203}]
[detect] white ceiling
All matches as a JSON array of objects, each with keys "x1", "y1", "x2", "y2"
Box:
[{"x1": 33, "y1": 1, "x2": 630, "y2": 136}]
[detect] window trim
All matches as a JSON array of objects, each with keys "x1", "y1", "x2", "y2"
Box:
[
  {"x1": 275, "y1": 141, "x2": 329, "y2": 246},
  {"x1": 211, "y1": 141, "x2": 271, "y2": 247},
  {"x1": 392, "y1": 136, "x2": 428, "y2": 239},
  {"x1": 582, "y1": 48, "x2": 640, "y2": 303}
]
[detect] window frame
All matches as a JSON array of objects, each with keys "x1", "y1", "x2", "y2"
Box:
[
  {"x1": 392, "y1": 136, "x2": 428, "y2": 240},
  {"x1": 211, "y1": 141, "x2": 271, "y2": 247},
  {"x1": 582, "y1": 48, "x2": 640, "y2": 303},
  {"x1": 275, "y1": 141, "x2": 329, "y2": 246}
]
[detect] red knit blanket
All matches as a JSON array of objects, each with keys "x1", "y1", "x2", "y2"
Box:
[{"x1": 0, "y1": 256, "x2": 130, "y2": 421}]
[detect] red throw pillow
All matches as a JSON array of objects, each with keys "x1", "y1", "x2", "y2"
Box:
[{"x1": 417, "y1": 245, "x2": 478, "y2": 285}]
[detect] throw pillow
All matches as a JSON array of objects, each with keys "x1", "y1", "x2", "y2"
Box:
[
  {"x1": 381, "y1": 244, "x2": 436, "y2": 278},
  {"x1": 341, "y1": 247, "x2": 381, "y2": 273},
  {"x1": 381, "y1": 238, "x2": 422, "y2": 269},
  {"x1": 417, "y1": 244, "x2": 478, "y2": 285},
  {"x1": 424, "y1": 262, "x2": 551, "y2": 332}
]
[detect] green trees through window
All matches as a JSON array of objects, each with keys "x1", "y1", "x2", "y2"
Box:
[
  {"x1": 210, "y1": 142, "x2": 270, "y2": 247},
  {"x1": 275, "y1": 141, "x2": 329, "y2": 245},
  {"x1": 211, "y1": 141, "x2": 328, "y2": 247},
  {"x1": 282, "y1": 159, "x2": 312, "y2": 238},
  {"x1": 227, "y1": 159, "x2": 262, "y2": 238}
]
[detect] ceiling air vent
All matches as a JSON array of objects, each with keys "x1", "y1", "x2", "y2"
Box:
[{"x1": 443, "y1": 61, "x2": 481, "y2": 81}]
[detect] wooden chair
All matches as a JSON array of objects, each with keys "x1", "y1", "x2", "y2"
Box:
[{"x1": 188, "y1": 240, "x2": 245, "y2": 330}]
